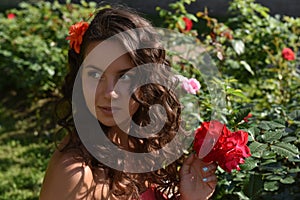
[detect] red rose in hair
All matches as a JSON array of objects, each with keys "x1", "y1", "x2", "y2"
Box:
[
  {"x1": 7, "y1": 13, "x2": 16, "y2": 19},
  {"x1": 182, "y1": 17, "x2": 193, "y2": 32},
  {"x1": 282, "y1": 47, "x2": 295, "y2": 61},
  {"x1": 193, "y1": 121, "x2": 251, "y2": 172},
  {"x1": 66, "y1": 21, "x2": 89, "y2": 54}
]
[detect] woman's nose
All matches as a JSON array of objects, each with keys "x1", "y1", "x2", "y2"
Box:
[
  {"x1": 105, "y1": 90, "x2": 119, "y2": 99},
  {"x1": 101, "y1": 78, "x2": 119, "y2": 99}
]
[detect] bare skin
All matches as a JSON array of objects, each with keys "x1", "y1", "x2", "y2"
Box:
[
  {"x1": 39, "y1": 148, "x2": 99, "y2": 200},
  {"x1": 40, "y1": 145, "x2": 217, "y2": 199}
]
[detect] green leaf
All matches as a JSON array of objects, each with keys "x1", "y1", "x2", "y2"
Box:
[
  {"x1": 265, "y1": 174, "x2": 282, "y2": 181},
  {"x1": 240, "y1": 60, "x2": 254, "y2": 75},
  {"x1": 261, "y1": 130, "x2": 282, "y2": 143},
  {"x1": 0, "y1": 50, "x2": 12, "y2": 57},
  {"x1": 261, "y1": 159, "x2": 277, "y2": 166},
  {"x1": 258, "y1": 121, "x2": 286, "y2": 131},
  {"x1": 233, "y1": 108, "x2": 251, "y2": 124},
  {"x1": 247, "y1": 127, "x2": 260, "y2": 139},
  {"x1": 234, "y1": 191, "x2": 250, "y2": 200},
  {"x1": 282, "y1": 136, "x2": 298, "y2": 143},
  {"x1": 233, "y1": 172, "x2": 247, "y2": 181},
  {"x1": 264, "y1": 181, "x2": 279, "y2": 191},
  {"x1": 232, "y1": 39, "x2": 245, "y2": 55},
  {"x1": 289, "y1": 110, "x2": 300, "y2": 121},
  {"x1": 177, "y1": 18, "x2": 185, "y2": 30},
  {"x1": 226, "y1": 88, "x2": 248, "y2": 99},
  {"x1": 249, "y1": 141, "x2": 268, "y2": 153},
  {"x1": 80, "y1": 0, "x2": 88, "y2": 7},
  {"x1": 288, "y1": 167, "x2": 300, "y2": 173},
  {"x1": 267, "y1": 121, "x2": 286, "y2": 129},
  {"x1": 258, "y1": 121, "x2": 271, "y2": 130},
  {"x1": 260, "y1": 162, "x2": 285, "y2": 172},
  {"x1": 178, "y1": 3, "x2": 186, "y2": 13},
  {"x1": 186, "y1": 13, "x2": 198, "y2": 22},
  {"x1": 288, "y1": 156, "x2": 300, "y2": 162},
  {"x1": 270, "y1": 142, "x2": 299, "y2": 158},
  {"x1": 273, "y1": 118, "x2": 286, "y2": 125},
  {"x1": 261, "y1": 151, "x2": 276, "y2": 162},
  {"x1": 280, "y1": 176, "x2": 295, "y2": 184},
  {"x1": 240, "y1": 157, "x2": 258, "y2": 170},
  {"x1": 88, "y1": 1, "x2": 97, "y2": 7},
  {"x1": 244, "y1": 173, "x2": 264, "y2": 197}
]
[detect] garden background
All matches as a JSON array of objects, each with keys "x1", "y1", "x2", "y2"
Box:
[{"x1": 0, "y1": 0, "x2": 299, "y2": 199}]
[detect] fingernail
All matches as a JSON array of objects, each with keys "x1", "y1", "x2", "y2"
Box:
[
  {"x1": 202, "y1": 167, "x2": 209, "y2": 172},
  {"x1": 202, "y1": 178, "x2": 208, "y2": 182}
]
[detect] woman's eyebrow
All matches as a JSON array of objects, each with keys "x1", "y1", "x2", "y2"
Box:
[
  {"x1": 85, "y1": 65, "x2": 103, "y2": 72},
  {"x1": 118, "y1": 67, "x2": 135, "y2": 74}
]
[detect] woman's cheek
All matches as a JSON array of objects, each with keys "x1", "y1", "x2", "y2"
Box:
[{"x1": 82, "y1": 79, "x2": 98, "y2": 116}]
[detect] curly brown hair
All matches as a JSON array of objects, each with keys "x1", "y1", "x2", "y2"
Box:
[{"x1": 55, "y1": 6, "x2": 188, "y2": 199}]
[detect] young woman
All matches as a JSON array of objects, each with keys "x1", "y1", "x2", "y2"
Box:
[{"x1": 40, "y1": 6, "x2": 217, "y2": 200}]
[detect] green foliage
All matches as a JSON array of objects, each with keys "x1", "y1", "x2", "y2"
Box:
[
  {"x1": 0, "y1": 138, "x2": 54, "y2": 200},
  {"x1": 0, "y1": 96, "x2": 56, "y2": 200},
  {"x1": 156, "y1": 0, "x2": 198, "y2": 36},
  {"x1": 0, "y1": 0, "x2": 96, "y2": 100},
  {"x1": 207, "y1": 115, "x2": 300, "y2": 199},
  {"x1": 0, "y1": 0, "x2": 299, "y2": 199},
  {"x1": 158, "y1": 0, "x2": 300, "y2": 199},
  {"x1": 217, "y1": 0, "x2": 299, "y2": 113}
]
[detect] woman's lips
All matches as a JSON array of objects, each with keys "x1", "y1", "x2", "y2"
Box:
[{"x1": 98, "y1": 106, "x2": 121, "y2": 115}]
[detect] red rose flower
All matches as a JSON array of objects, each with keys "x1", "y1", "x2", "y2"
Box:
[
  {"x1": 7, "y1": 13, "x2": 16, "y2": 20},
  {"x1": 221, "y1": 150, "x2": 245, "y2": 171},
  {"x1": 193, "y1": 121, "x2": 225, "y2": 159},
  {"x1": 193, "y1": 121, "x2": 251, "y2": 173},
  {"x1": 243, "y1": 113, "x2": 252, "y2": 122},
  {"x1": 66, "y1": 21, "x2": 89, "y2": 54},
  {"x1": 182, "y1": 17, "x2": 193, "y2": 32},
  {"x1": 282, "y1": 47, "x2": 295, "y2": 61}
]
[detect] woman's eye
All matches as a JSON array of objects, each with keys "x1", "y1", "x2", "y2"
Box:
[
  {"x1": 88, "y1": 71, "x2": 102, "y2": 80},
  {"x1": 119, "y1": 74, "x2": 133, "y2": 81}
]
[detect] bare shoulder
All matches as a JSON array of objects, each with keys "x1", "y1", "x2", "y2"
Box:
[{"x1": 39, "y1": 148, "x2": 97, "y2": 200}]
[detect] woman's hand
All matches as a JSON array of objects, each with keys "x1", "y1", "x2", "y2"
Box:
[{"x1": 179, "y1": 154, "x2": 217, "y2": 200}]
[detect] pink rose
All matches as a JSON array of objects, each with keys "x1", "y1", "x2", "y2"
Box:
[{"x1": 182, "y1": 78, "x2": 201, "y2": 94}]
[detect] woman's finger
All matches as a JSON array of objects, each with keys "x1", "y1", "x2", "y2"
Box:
[
  {"x1": 202, "y1": 174, "x2": 218, "y2": 183},
  {"x1": 201, "y1": 163, "x2": 217, "y2": 174},
  {"x1": 180, "y1": 154, "x2": 195, "y2": 176}
]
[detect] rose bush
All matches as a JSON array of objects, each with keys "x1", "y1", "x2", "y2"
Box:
[
  {"x1": 0, "y1": 0, "x2": 96, "y2": 101},
  {"x1": 0, "y1": 0, "x2": 299, "y2": 199},
  {"x1": 158, "y1": 0, "x2": 300, "y2": 199}
]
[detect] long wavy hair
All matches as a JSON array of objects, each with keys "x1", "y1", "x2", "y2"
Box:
[{"x1": 55, "y1": 6, "x2": 187, "y2": 199}]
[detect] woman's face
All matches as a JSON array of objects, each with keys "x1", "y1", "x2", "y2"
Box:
[{"x1": 81, "y1": 41, "x2": 140, "y2": 128}]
